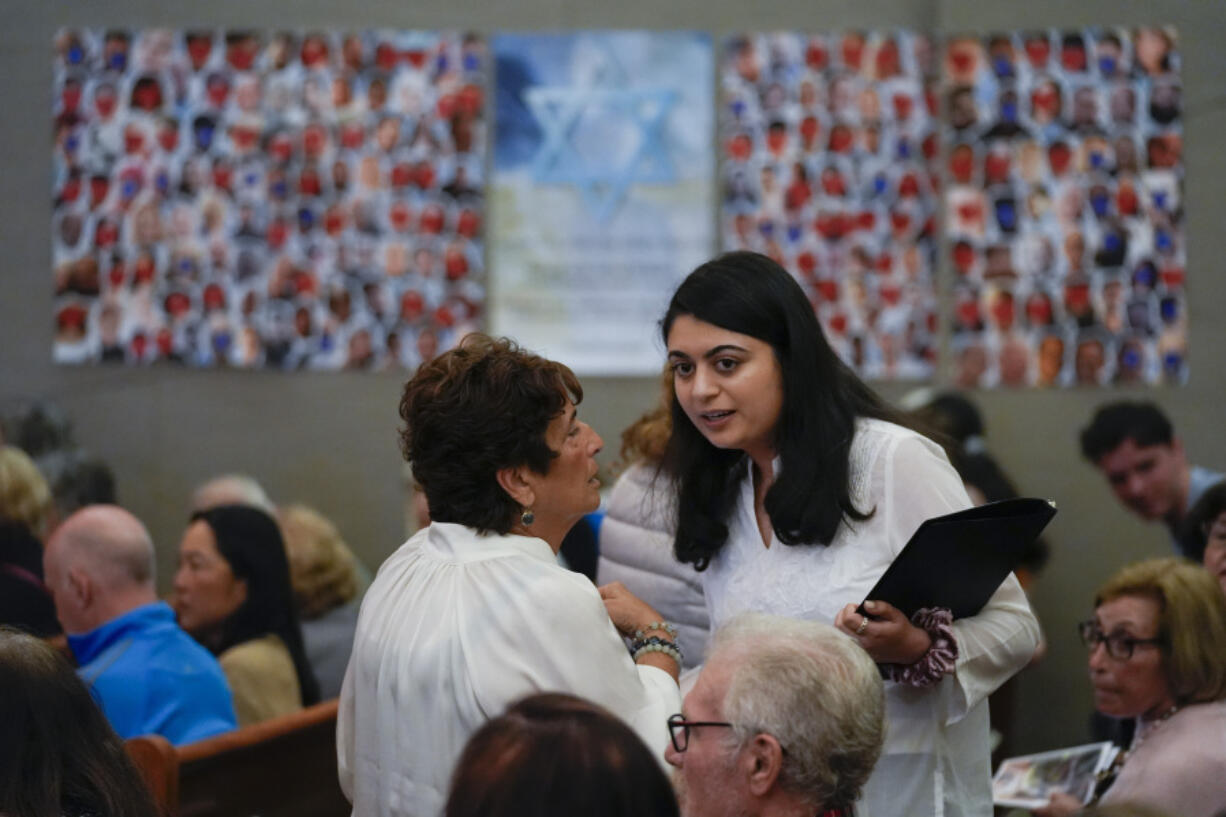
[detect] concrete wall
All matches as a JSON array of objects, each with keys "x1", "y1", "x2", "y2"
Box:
[{"x1": 3, "y1": 0, "x2": 1223, "y2": 753}]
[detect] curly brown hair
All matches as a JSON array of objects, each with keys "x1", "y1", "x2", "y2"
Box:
[{"x1": 399, "y1": 334, "x2": 582, "y2": 534}]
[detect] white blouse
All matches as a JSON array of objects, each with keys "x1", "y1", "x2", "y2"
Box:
[
  {"x1": 337, "y1": 522, "x2": 680, "y2": 817},
  {"x1": 702, "y1": 418, "x2": 1040, "y2": 817}
]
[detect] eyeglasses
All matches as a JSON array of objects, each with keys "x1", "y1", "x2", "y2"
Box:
[
  {"x1": 1077, "y1": 620, "x2": 1165, "y2": 661},
  {"x1": 667, "y1": 714, "x2": 734, "y2": 753}
]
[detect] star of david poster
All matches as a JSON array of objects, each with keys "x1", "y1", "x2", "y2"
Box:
[
  {"x1": 943, "y1": 27, "x2": 1184, "y2": 388},
  {"x1": 52, "y1": 28, "x2": 487, "y2": 370},
  {"x1": 719, "y1": 31, "x2": 941, "y2": 381},
  {"x1": 490, "y1": 32, "x2": 715, "y2": 375}
]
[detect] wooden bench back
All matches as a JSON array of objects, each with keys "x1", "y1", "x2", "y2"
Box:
[{"x1": 127, "y1": 698, "x2": 349, "y2": 817}]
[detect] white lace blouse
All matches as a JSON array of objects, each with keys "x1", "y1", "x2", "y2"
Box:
[{"x1": 702, "y1": 418, "x2": 1040, "y2": 817}]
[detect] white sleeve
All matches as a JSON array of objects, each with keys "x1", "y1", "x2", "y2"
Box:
[
  {"x1": 463, "y1": 565, "x2": 681, "y2": 763},
  {"x1": 335, "y1": 655, "x2": 356, "y2": 805},
  {"x1": 882, "y1": 435, "x2": 1041, "y2": 725}
]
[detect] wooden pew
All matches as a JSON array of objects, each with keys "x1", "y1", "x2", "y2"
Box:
[{"x1": 126, "y1": 698, "x2": 349, "y2": 817}]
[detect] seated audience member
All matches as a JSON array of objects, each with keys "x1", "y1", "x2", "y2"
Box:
[
  {"x1": 0, "y1": 446, "x2": 61, "y2": 637},
  {"x1": 1179, "y1": 481, "x2": 1226, "y2": 595},
  {"x1": 0, "y1": 400, "x2": 74, "y2": 460},
  {"x1": 0, "y1": 627, "x2": 159, "y2": 817},
  {"x1": 445, "y1": 693, "x2": 679, "y2": 817},
  {"x1": 1039, "y1": 558, "x2": 1226, "y2": 817},
  {"x1": 907, "y1": 391, "x2": 1051, "y2": 585},
  {"x1": 43, "y1": 510, "x2": 236, "y2": 745},
  {"x1": 339, "y1": 335, "x2": 681, "y2": 817},
  {"x1": 1079, "y1": 401, "x2": 1221, "y2": 556},
  {"x1": 189, "y1": 473, "x2": 276, "y2": 516},
  {"x1": 43, "y1": 506, "x2": 236, "y2": 743},
  {"x1": 597, "y1": 378, "x2": 709, "y2": 669},
  {"x1": 172, "y1": 504, "x2": 320, "y2": 726},
  {"x1": 37, "y1": 447, "x2": 118, "y2": 530},
  {"x1": 278, "y1": 503, "x2": 362, "y2": 699},
  {"x1": 667, "y1": 614, "x2": 885, "y2": 817}
]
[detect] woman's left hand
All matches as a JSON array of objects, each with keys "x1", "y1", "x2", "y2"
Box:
[
  {"x1": 835, "y1": 600, "x2": 932, "y2": 665},
  {"x1": 598, "y1": 581, "x2": 664, "y2": 639}
]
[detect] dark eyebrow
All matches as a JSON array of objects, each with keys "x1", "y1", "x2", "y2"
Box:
[
  {"x1": 667, "y1": 344, "x2": 749, "y2": 360},
  {"x1": 703, "y1": 344, "x2": 749, "y2": 358}
]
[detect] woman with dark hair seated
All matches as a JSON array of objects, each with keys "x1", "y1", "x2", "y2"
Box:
[
  {"x1": 172, "y1": 504, "x2": 320, "y2": 726},
  {"x1": 446, "y1": 693, "x2": 679, "y2": 817},
  {"x1": 0, "y1": 626, "x2": 158, "y2": 817},
  {"x1": 1039, "y1": 558, "x2": 1226, "y2": 817},
  {"x1": 1180, "y1": 480, "x2": 1226, "y2": 595},
  {"x1": 339, "y1": 335, "x2": 681, "y2": 817}
]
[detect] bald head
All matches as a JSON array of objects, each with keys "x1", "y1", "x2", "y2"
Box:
[{"x1": 44, "y1": 505, "x2": 157, "y2": 634}]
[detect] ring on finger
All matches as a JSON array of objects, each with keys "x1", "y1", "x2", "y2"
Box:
[{"x1": 856, "y1": 615, "x2": 869, "y2": 635}]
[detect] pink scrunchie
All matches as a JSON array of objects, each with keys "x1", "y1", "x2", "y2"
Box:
[{"x1": 882, "y1": 607, "x2": 958, "y2": 688}]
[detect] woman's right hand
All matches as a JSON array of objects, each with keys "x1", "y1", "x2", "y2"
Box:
[{"x1": 598, "y1": 581, "x2": 664, "y2": 638}]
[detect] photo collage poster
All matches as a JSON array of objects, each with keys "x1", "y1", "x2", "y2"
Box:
[
  {"x1": 50, "y1": 26, "x2": 1186, "y2": 388},
  {"x1": 719, "y1": 31, "x2": 942, "y2": 381},
  {"x1": 490, "y1": 32, "x2": 714, "y2": 375},
  {"x1": 943, "y1": 27, "x2": 1184, "y2": 388},
  {"x1": 52, "y1": 28, "x2": 487, "y2": 370}
]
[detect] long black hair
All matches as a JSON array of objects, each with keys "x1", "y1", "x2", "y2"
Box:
[
  {"x1": 661, "y1": 251, "x2": 900, "y2": 569},
  {"x1": 0, "y1": 627, "x2": 159, "y2": 817},
  {"x1": 191, "y1": 504, "x2": 321, "y2": 706}
]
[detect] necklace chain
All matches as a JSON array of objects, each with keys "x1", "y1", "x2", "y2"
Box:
[{"x1": 1092, "y1": 704, "x2": 1180, "y2": 805}]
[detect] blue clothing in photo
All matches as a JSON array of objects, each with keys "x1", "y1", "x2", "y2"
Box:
[{"x1": 69, "y1": 601, "x2": 237, "y2": 745}]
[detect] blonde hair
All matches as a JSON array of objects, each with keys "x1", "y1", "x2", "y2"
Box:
[
  {"x1": 617, "y1": 368, "x2": 674, "y2": 467},
  {"x1": 1096, "y1": 557, "x2": 1226, "y2": 704},
  {"x1": 0, "y1": 447, "x2": 52, "y2": 535},
  {"x1": 277, "y1": 504, "x2": 358, "y2": 619}
]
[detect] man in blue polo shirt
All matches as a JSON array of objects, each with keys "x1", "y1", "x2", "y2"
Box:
[{"x1": 43, "y1": 504, "x2": 237, "y2": 744}]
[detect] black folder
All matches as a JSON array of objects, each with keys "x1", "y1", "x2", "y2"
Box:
[{"x1": 859, "y1": 497, "x2": 1057, "y2": 620}]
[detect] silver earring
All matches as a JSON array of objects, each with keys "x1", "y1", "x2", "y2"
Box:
[{"x1": 520, "y1": 508, "x2": 535, "y2": 526}]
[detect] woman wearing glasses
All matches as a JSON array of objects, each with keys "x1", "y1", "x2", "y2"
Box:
[{"x1": 1039, "y1": 557, "x2": 1226, "y2": 817}]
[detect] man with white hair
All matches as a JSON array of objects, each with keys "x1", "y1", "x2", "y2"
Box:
[
  {"x1": 666, "y1": 614, "x2": 885, "y2": 817},
  {"x1": 43, "y1": 505, "x2": 237, "y2": 744},
  {"x1": 189, "y1": 472, "x2": 275, "y2": 515}
]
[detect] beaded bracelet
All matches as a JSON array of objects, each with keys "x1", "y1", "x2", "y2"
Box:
[
  {"x1": 634, "y1": 621, "x2": 678, "y2": 640},
  {"x1": 881, "y1": 607, "x2": 958, "y2": 688},
  {"x1": 631, "y1": 635, "x2": 683, "y2": 665}
]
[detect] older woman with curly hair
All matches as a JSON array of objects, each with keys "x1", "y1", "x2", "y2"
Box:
[
  {"x1": 1040, "y1": 557, "x2": 1226, "y2": 817},
  {"x1": 339, "y1": 335, "x2": 682, "y2": 817}
]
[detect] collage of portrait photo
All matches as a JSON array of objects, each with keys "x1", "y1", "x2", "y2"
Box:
[
  {"x1": 52, "y1": 28, "x2": 487, "y2": 369},
  {"x1": 943, "y1": 27, "x2": 1184, "y2": 387},
  {"x1": 718, "y1": 31, "x2": 942, "y2": 381}
]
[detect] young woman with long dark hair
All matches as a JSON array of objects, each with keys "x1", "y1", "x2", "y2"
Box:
[{"x1": 660, "y1": 251, "x2": 1040, "y2": 817}]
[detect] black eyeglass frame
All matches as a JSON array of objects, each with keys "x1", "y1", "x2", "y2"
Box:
[
  {"x1": 667, "y1": 713, "x2": 735, "y2": 753},
  {"x1": 1077, "y1": 620, "x2": 1165, "y2": 661}
]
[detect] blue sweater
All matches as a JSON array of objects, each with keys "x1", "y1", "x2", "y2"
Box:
[{"x1": 70, "y1": 601, "x2": 237, "y2": 745}]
